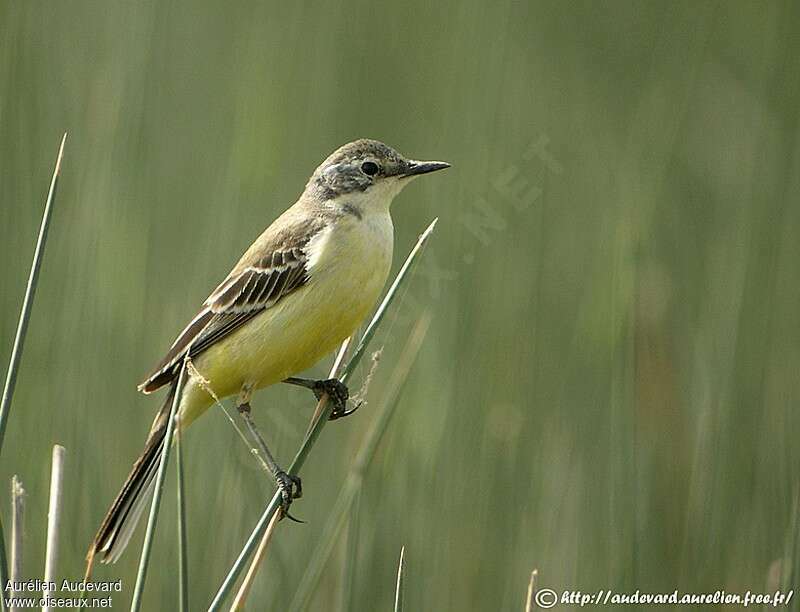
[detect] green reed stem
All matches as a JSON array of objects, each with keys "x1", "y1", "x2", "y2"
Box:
[
  {"x1": 0, "y1": 133, "x2": 66, "y2": 453},
  {"x1": 130, "y1": 359, "x2": 188, "y2": 612},
  {"x1": 0, "y1": 134, "x2": 66, "y2": 612},
  {"x1": 176, "y1": 418, "x2": 189, "y2": 612}
]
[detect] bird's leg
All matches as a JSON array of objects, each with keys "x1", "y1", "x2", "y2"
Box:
[
  {"x1": 236, "y1": 387, "x2": 302, "y2": 521},
  {"x1": 283, "y1": 376, "x2": 361, "y2": 420}
]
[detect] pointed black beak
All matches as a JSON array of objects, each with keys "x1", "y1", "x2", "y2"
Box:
[{"x1": 400, "y1": 160, "x2": 451, "y2": 178}]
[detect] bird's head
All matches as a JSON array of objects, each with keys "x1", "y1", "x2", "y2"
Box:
[{"x1": 306, "y1": 139, "x2": 449, "y2": 209}]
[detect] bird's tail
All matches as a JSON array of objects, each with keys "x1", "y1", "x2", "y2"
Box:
[{"x1": 86, "y1": 382, "x2": 178, "y2": 573}]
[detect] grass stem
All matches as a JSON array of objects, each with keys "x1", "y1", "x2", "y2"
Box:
[
  {"x1": 176, "y1": 417, "x2": 189, "y2": 612},
  {"x1": 10, "y1": 476, "x2": 25, "y2": 612},
  {"x1": 0, "y1": 135, "x2": 66, "y2": 610},
  {"x1": 524, "y1": 569, "x2": 538, "y2": 612},
  {"x1": 0, "y1": 134, "x2": 66, "y2": 455},
  {"x1": 130, "y1": 359, "x2": 188, "y2": 612},
  {"x1": 187, "y1": 360, "x2": 272, "y2": 475},
  {"x1": 393, "y1": 546, "x2": 405, "y2": 612},
  {"x1": 229, "y1": 511, "x2": 280, "y2": 611},
  {"x1": 43, "y1": 445, "x2": 66, "y2": 612}
]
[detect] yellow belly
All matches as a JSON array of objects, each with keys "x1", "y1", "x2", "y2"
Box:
[{"x1": 177, "y1": 212, "x2": 393, "y2": 426}]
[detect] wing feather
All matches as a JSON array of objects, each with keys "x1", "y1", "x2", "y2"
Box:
[{"x1": 139, "y1": 216, "x2": 325, "y2": 393}]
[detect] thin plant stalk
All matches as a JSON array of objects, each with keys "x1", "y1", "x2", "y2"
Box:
[
  {"x1": 525, "y1": 570, "x2": 538, "y2": 612},
  {"x1": 207, "y1": 219, "x2": 438, "y2": 611},
  {"x1": 175, "y1": 417, "x2": 189, "y2": 612},
  {"x1": 130, "y1": 359, "x2": 188, "y2": 612},
  {"x1": 43, "y1": 445, "x2": 66, "y2": 612},
  {"x1": 393, "y1": 546, "x2": 405, "y2": 612},
  {"x1": 288, "y1": 315, "x2": 431, "y2": 612},
  {"x1": 10, "y1": 476, "x2": 25, "y2": 611},
  {"x1": 0, "y1": 135, "x2": 66, "y2": 612},
  {"x1": 229, "y1": 511, "x2": 280, "y2": 611},
  {"x1": 187, "y1": 360, "x2": 273, "y2": 476},
  {"x1": 0, "y1": 133, "x2": 66, "y2": 455}
]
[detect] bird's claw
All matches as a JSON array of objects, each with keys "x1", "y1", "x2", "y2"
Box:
[
  {"x1": 311, "y1": 378, "x2": 354, "y2": 420},
  {"x1": 275, "y1": 470, "x2": 303, "y2": 522},
  {"x1": 332, "y1": 399, "x2": 363, "y2": 420}
]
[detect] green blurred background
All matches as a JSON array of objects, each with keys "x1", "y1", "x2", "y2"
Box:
[{"x1": 2, "y1": 1, "x2": 800, "y2": 610}]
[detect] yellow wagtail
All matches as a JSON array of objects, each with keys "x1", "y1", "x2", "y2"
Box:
[{"x1": 88, "y1": 139, "x2": 449, "y2": 564}]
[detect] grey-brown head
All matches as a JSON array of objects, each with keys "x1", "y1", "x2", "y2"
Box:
[{"x1": 306, "y1": 139, "x2": 450, "y2": 201}]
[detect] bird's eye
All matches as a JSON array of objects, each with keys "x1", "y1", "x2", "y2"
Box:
[{"x1": 361, "y1": 161, "x2": 380, "y2": 176}]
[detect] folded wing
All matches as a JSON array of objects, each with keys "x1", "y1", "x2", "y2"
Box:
[{"x1": 139, "y1": 219, "x2": 324, "y2": 393}]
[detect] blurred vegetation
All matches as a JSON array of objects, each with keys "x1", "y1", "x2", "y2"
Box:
[{"x1": 2, "y1": 1, "x2": 800, "y2": 610}]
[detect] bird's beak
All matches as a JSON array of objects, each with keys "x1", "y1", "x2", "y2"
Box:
[{"x1": 400, "y1": 160, "x2": 451, "y2": 178}]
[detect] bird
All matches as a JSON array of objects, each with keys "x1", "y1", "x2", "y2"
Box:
[{"x1": 87, "y1": 138, "x2": 449, "y2": 565}]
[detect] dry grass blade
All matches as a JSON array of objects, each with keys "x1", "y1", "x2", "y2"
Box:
[
  {"x1": 10, "y1": 476, "x2": 25, "y2": 611},
  {"x1": 43, "y1": 445, "x2": 66, "y2": 612},
  {"x1": 207, "y1": 219, "x2": 438, "y2": 611},
  {"x1": 524, "y1": 569, "x2": 538, "y2": 612},
  {"x1": 188, "y1": 358, "x2": 273, "y2": 476},
  {"x1": 393, "y1": 546, "x2": 405, "y2": 612},
  {"x1": 229, "y1": 511, "x2": 280, "y2": 611}
]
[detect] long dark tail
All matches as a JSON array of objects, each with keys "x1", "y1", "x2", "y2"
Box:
[{"x1": 87, "y1": 382, "x2": 177, "y2": 570}]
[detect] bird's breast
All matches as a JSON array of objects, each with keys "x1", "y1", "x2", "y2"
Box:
[
  {"x1": 178, "y1": 211, "x2": 394, "y2": 423},
  {"x1": 251, "y1": 211, "x2": 393, "y2": 383},
  {"x1": 303, "y1": 211, "x2": 394, "y2": 327},
  {"x1": 307, "y1": 210, "x2": 393, "y2": 282}
]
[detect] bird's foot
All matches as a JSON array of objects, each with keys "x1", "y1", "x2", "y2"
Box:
[
  {"x1": 275, "y1": 470, "x2": 303, "y2": 522},
  {"x1": 311, "y1": 378, "x2": 358, "y2": 420},
  {"x1": 284, "y1": 376, "x2": 360, "y2": 420}
]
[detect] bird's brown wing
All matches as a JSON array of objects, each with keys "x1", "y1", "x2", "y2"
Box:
[{"x1": 138, "y1": 216, "x2": 326, "y2": 393}]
